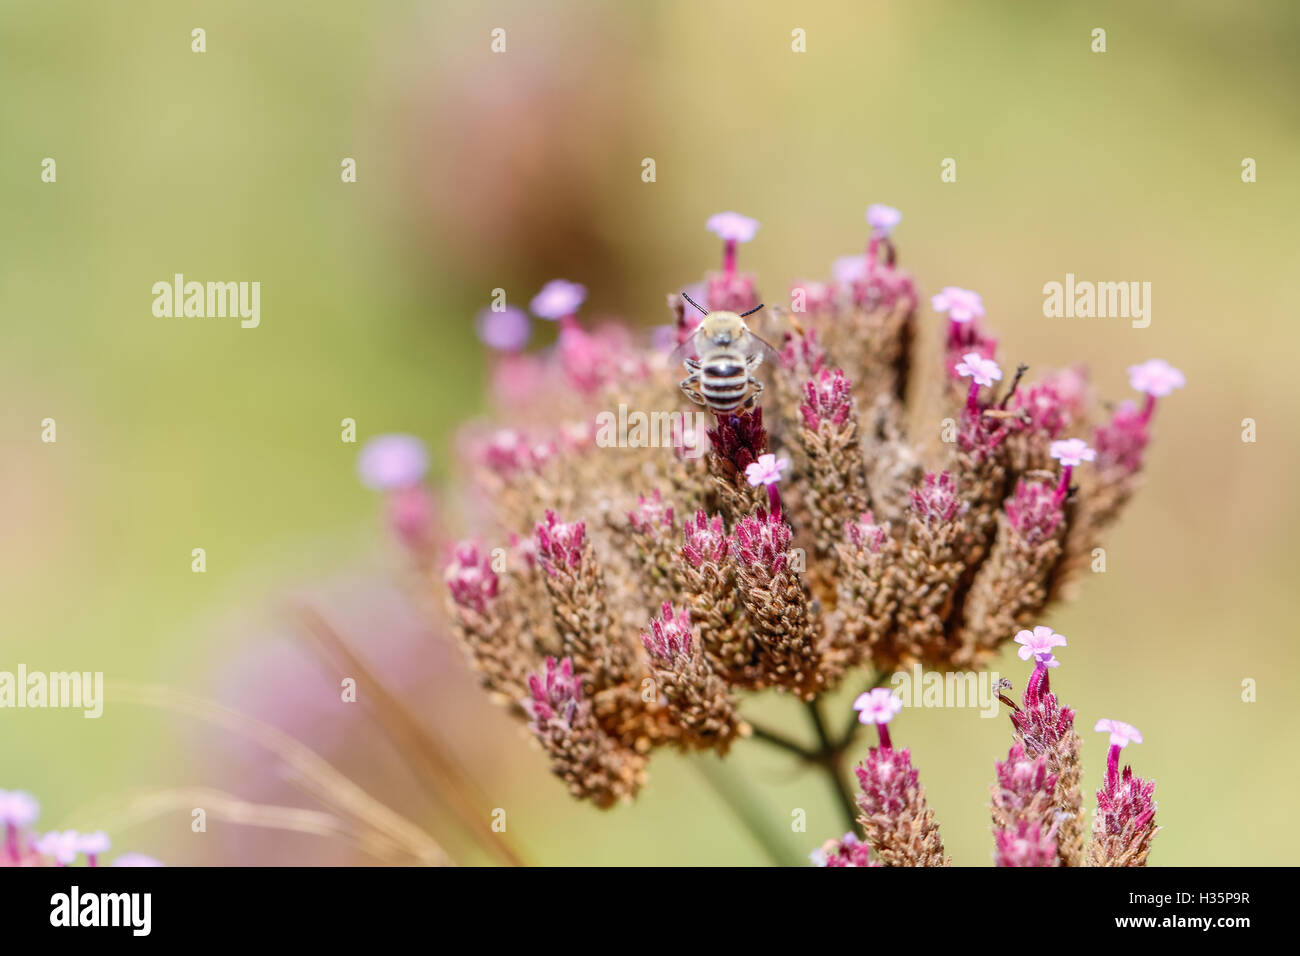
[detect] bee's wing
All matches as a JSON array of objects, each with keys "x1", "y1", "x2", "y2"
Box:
[
  {"x1": 668, "y1": 333, "x2": 701, "y2": 365},
  {"x1": 743, "y1": 330, "x2": 782, "y2": 367}
]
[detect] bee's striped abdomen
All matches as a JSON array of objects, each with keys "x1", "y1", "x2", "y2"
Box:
[{"x1": 699, "y1": 349, "x2": 751, "y2": 413}]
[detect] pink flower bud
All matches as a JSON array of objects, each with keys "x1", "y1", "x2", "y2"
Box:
[
  {"x1": 641, "y1": 602, "x2": 693, "y2": 659},
  {"x1": 682, "y1": 510, "x2": 728, "y2": 567},
  {"x1": 535, "y1": 511, "x2": 586, "y2": 574},
  {"x1": 524, "y1": 657, "x2": 583, "y2": 729},
  {"x1": 800, "y1": 368, "x2": 854, "y2": 430},
  {"x1": 845, "y1": 511, "x2": 889, "y2": 553},
  {"x1": 628, "y1": 490, "x2": 674, "y2": 533},
  {"x1": 729, "y1": 510, "x2": 793, "y2": 576},
  {"x1": 1005, "y1": 479, "x2": 1064, "y2": 544},
  {"x1": 445, "y1": 541, "x2": 499, "y2": 614},
  {"x1": 909, "y1": 471, "x2": 964, "y2": 527}
]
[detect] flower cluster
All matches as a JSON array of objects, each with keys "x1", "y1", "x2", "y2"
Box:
[
  {"x1": 823, "y1": 626, "x2": 1158, "y2": 866},
  {"x1": 1, "y1": 789, "x2": 161, "y2": 868},
  {"x1": 414, "y1": 205, "x2": 1183, "y2": 809}
]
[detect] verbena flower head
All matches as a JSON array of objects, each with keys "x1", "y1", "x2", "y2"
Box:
[
  {"x1": 1014, "y1": 625, "x2": 1066, "y2": 668},
  {"x1": 530, "y1": 279, "x2": 587, "y2": 320},
  {"x1": 931, "y1": 286, "x2": 985, "y2": 323},
  {"x1": 1095, "y1": 718, "x2": 1143, "y2": 749},
  {"x1": 358, "y1": 434, "x2": 429, "y2": 491},
  {"x1": 475, "y1": 305, "x2": 531, "y2": 351},
  {"x1": 1049, "y1": 437, "x2": 1095, "y2": 468},
  {"x1": 853, "y1": 687, "x2": 902, "y2": 725},
  {"x1": 955, "y1": 352, "x2": 1002, "y2": 388},
  {"x1": 706, "y1": 211, "x2": 760, "y2": 243},
  {"x1": 424, "y1": 202, "x2": 1174, "y2": 812},
  {"x1": 1128, "y1": 359, "x2": 1185, "y2": 398},
  {"x1": 865, "y1": 203, "x2": 902, "y2": 238}
]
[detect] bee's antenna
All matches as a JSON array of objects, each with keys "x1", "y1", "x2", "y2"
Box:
[
  {"x1": 681, "y1": 291, "x2": 708, "y2": 316},
  {"x1": 739, "y1": 303, "x2": 765, "y2": 318}
]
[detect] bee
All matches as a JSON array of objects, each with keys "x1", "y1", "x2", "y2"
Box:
[{"x1": 672, "y1": 292, "x2": 779, "y2": 415}]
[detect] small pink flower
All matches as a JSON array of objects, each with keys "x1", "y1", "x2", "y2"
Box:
[
  {"x1": 1014, "y1": 625, "x2": 1067, "y2": 668},
  {"x1": 745, "y1": 453, "x2": 789, "y2": 488},
  {"x1": 35, "y1": 830, "x2": 81, "y2": 865},
  {"x1": 1095, "y1": 718, "x2": 1144, "y2": 749},
  {"x1": 931, "y1": 286, "x2": 985, "y2": 323},
  {"x1": 853, "y1": 687, "x2": 902, "y2": 726},
  {"x1": 357, "y1": 434, "x2": 429, "y2": 491},
  {"x1": 1049, "y1": 437, "x2": 1096, "y2": 468},
  {"x1": 113, "y1": 854, "x2": 164, "y2": 867},
  {"x1": 705, "y1": 211, "x2": 760, "y2": 243},
  {"x1": 0, "y1": 789, "x2": 39, "y2": 827},
  {"x1": 1128, "y1": 358, "x2": 1185, "y2": 398},
  {"x1": 530, "y1": 279, "x2": 587, "y2": 320},
  {"x1": 955, "y1": 352, "x2": 1002, "y2": 388},
  {"x1": 475, "y1": 306, "x2": 531, "y2": 351},
  {"x1": 832, "y1": 255, "x2": 868, "y2": 285},
  {"x1": 76, "y1": 831, "x2": 111, "y2": 856},
  {"x1": 866, "y1": 203, "x2": 902, "y2": 237}
]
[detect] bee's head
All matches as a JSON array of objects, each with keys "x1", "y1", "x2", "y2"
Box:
[{"x1": 701, "y1": 312, "x2": 743, "y2": 346}]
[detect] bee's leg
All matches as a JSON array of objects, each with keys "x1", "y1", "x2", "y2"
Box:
[
  {"x1": 679, "y1": 373, "x2": 708, "y2": 406},
  {"x1": 741, "y1": 376, "x2": 764, "y2": 409}
]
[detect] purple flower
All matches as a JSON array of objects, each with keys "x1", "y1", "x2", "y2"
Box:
[
  {"x1": 1095, "y1": 718, "x2": 1143, "y2": 749},
  {"x1": 744, "y1": 453, "x2": 789, "y2": 488},
  {"x1": 1128, "y1": 359, "x2": 1185, "y2": 398},
  {"x1": 113, "y1": 854, "x2": 164, "y2": 867},
  {"x1": 1014, "y1": 625, "x2": 1067, "y2": 668},
  {"x1": 1049, "y1": 437, "x2": 1095, "y2": 468},
  {"x1": 931, "y1": 286, "x2": 985, "y2": 323},
  {"x1": 0, "y1": 789, "x2": 39, "y2": 827},
  {"x1": 35, "y1": 830, "x2": 81, "y2": 865},
  {"x1": 832, "y1": 255, "x2": 868, "y2": 285},
  {"x1": 530, "y1": 279, "x2": 587, "y2": 320},
  {"x1": 475, "y1": 306, "x2": 531, "y2": 351},
  {"x1": 76, "y1": 831, "x2": 111, "y2": 855},
  {"x1": 853, "y1": 687, "x2": 902, "y2": 725},
  {"x1": 358, "y1": 434, "x2": 429, "y2": 491},
  {"x1": 865, "y1": 203, "x2": 902, "y2": 238},
  {"x1": 955, "y1": 352, "x2": 1002, "y2": 388},
  {"x1": 705, "y1": 211, "x2": 759, "y2": 243}
]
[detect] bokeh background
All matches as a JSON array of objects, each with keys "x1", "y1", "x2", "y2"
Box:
[{"x1": 3, "y1": 0, "x2": 1298, "y2": 865}]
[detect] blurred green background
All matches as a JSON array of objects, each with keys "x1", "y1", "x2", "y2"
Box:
[{"x1": 3, "y1": 0, "x2": 1298, "y2": 865}]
